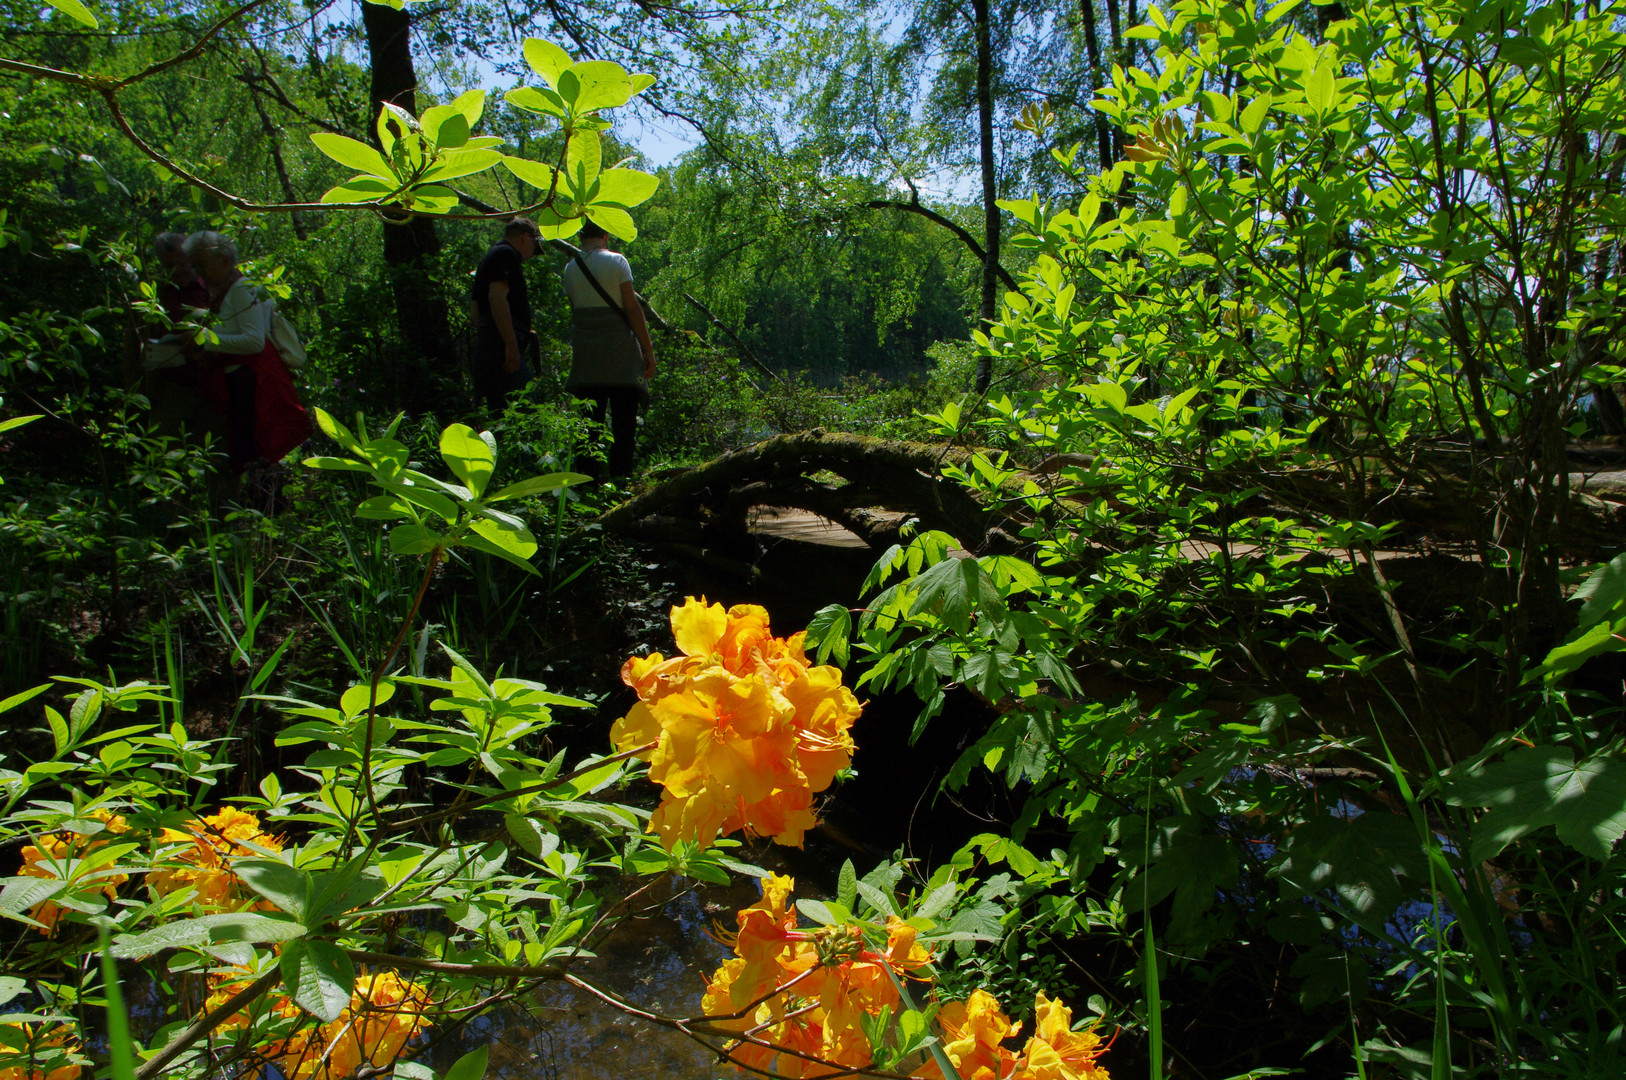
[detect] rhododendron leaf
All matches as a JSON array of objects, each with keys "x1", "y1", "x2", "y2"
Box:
[
  {"x1": 465, "y1": 519, "x2": 540, "y2": 575},
  {"x1": 522, "y1": 38, "x2": 573, "y2": 87},
  {"x1": 438, "y1": 423, "x2": 495, "y2": 496},
  {"x1": 445, "y1": 1046, "x2": 489, "y2": 1080},
  {"x1": 234, "y1": 859, "x2": 312, "y2": 921},
  {"x1": 339, "y1": 680, "x2": 396, "y2": 720},
  {"x1": 45, "y1": 0, "x2": 98, "y2": 29},
  {"x1": 281, "y1": 939, "x2": 355, "y2": 1023},
  {"x1": 0, "y1": 878, "x2": 64, "y2": 927},
  {"x1": 837, "y1": 859, "x2": 858, "y2": 911},
  {"x1": 488, "y1": 471, "x2": 591, "y2": 502},
  {"x1": 309, "y1": 855, "x2": 385, "y2": 924},
  {"x1": 390, "y1": 523, "x2": 447, "y2": 556},
  {"x1": 311, "y1": 133, "x2": 394, "y2": 180}
]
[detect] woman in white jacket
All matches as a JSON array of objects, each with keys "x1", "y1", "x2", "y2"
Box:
[{"x1": 183, "y1": 231, "x2": 311, "y2": 473}]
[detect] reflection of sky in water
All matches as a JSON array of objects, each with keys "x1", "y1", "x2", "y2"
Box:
[{"x1": 425, "y1": 874, "x2": 759, "y2": 1080}]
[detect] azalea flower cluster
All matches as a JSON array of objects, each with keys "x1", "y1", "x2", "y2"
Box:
[
  {"x1": 150, "y1": 806, "x2": 284, "y2": 909},
  {"x1": 703, "y1": 877, "x2": 1111, "y2": 1080},
  {"x1": 920, "y1": 990, "x2": 1112, "y2": 1080},
  {"x1": 0, "y1": 1025, "x2": 81, "y2": 1080},
  {"x1": 210, "y1": 970, "x2": 433, "y2": 1080},
  {"x1": 703, "y1": 874, "x2": 932, "y2": 1076},
  {"x1": 18, "y1": 811, "x2": 130, "y2": 936},
  {"x1": 611, "y1": 598, "x2": 861, "y2": 848}
]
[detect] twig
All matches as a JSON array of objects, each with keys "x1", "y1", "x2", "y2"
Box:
[{"x1": 134, "y1": 967, "x2": 281, "y2": 1080}]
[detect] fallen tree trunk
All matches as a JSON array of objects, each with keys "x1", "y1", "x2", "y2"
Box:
[{"x1": 601, "y1": 430, "x2": 1000, "y2": 548}]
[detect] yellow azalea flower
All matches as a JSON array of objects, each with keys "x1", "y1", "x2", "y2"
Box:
[
  {"x1": 705, "y1": 877, "x2": 950, "y2": 1078},
  {"x1": 151, "y1": 807, "x2": 283, "y2": 911},
  {"x1": 0, "y1": 1025, "x2": 82, "y2": 1080},
  {"x1": 212, "y1": 970, "x2": 432, "y2": 1080},
  {"x1": 18, "y1": 811, "x2": 130, "y2": 936},
  {"x1": 612, "y1": 598, "x2": 862, "y2": 850},
  {"x1": 1014, "y1": 992, "x2": 1112, "y2": 1080},
  {"x1": 920, "y1": 989, "x2": 1022, "y2": 1080}
]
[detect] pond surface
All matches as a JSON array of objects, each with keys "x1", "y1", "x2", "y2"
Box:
[{"x1": 434, "y1": 874, "x2": 761, "y2": 1080}]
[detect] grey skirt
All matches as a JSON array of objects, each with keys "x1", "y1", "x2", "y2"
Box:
[{"x1": 566, "y1": 306, "x2": 646, "y2": 401}]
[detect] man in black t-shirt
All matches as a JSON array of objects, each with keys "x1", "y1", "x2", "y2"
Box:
[{"x1": 469, "y1": 218, "x2": 541, "y2": 412}]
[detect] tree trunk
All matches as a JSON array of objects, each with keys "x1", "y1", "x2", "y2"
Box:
[
  {"x1": 971, "y1": 0, "x2": 999, "y2": 394},
  {"x1": 361, "y1": 0, "x2": 456, "y2": 410},
  {"x1": 1079, "y1": 1, "x2": 1114, "y2": 173}
]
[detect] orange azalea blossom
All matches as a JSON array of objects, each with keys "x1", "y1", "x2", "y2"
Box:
[
  {"x1": 916, "y1": 990, "x2": 1112, "y2": 1080},
  {"x1": 919, "y1": 989, "x2": 1023, "y2": 1080},
  {"x1": 18, "y1": 811, "x2": 131, "y2": 936},
  {"x1": 150, "y1": 807, "x2": 283, "y2": 910},
  {"x1": 1014, "y1": 993, "x2": 1111, "y2": 1080},
  {"x1": 0, "y1": 1025, "x2": 82, "y2": 1080},
  {"x1": 703, "y1": 876, "x2": 934, "y2": 1077},
  {"x1": 208, "y1": 971, "x2": 432, "y2": 1080},
  {"x1": 611, "y1": 598, "x2": 861, "y2": 849}
]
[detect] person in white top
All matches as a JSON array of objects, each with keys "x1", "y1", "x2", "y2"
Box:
[
  {"x1": 561, "y1": 219, "x2": 656, "y2": 477},
  {"x1": 181, "y1": 231, "x2": 311, "y2": 474}
]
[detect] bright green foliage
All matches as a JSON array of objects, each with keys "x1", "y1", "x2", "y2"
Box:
[
  {"x1": 831, "y1": 0, "x2": 1626, "y2": 1072},
  {"x1": 304, "y1": 408, "x2": 588, "y2": 574}
]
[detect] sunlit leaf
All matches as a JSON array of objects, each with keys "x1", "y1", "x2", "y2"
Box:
[
  {"x1": 522, "y1": 39, "x2": 573, "y2": 87},
  {"x1": 439, "y1": 423, "x2": 495, "y2": 496},
  {"x1": 592, "y1": 168, "x2": 660, "y2": 208},
  {"x1": 310, "y1": 134, "x2": 394, "y2": 179},
  {"x1": 45, "y1": 0, "x2": 97, "y2": 28}
]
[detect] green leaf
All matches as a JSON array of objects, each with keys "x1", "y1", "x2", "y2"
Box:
[
  {"x1": 488, "y1": 472, "x2": 590, "y2": 501},
  {"x1": 1240, "y1": 93, "x2": 1272, "y2": 135},
  {"x1": 522, "y1": 39, "x2": 574, "y2": 87},
  {"x1": 421, "y1": 105, "x2": 470, "y2": 149},
  {"x1": 45, "y1": 0, "x2": 98, "y2": 28},
  {"x1": 280, "y1": 939, "x2": 355, "y2": 1024},
  {"x1": 1274, "y1": 811, "x2": 1426, "y2": 916},
  {"x1": 1444, "y1": 745, "x2": 1626, "y2": 861},
  {"x1": 310, "y1": 134, "x2": 394, "y2": 180},
  {"x1": 0, "y1": 683, "x2": 49, "y2": 717},
  {"x1": 1306, "y1": 59, "x2": 1337, "y2": 115},
  {"x1": 563, "y1": 129, "x2": 602, "y2": 198},
  {"x1": 439, "y1": 423, "x2": 495, "y2": 497},
  {"x1": 585, "y1": 205, "x2": 637, "y2": 241},
  {"x1": 1536, "y1": 617, "x2": 1626, "y2": 684},
  {"x1": 563, "y1": 60, "x2": 635, "y2": 113},
  {"x1": 422, "y1": 148, "x2": 501, "y2": 183},
  {"x1": 322, "y1": 177, "x2": 398, "y2": 204},
  {"x1": 0, "y1": 415, "x2": 42, "y2": 435},
  {"x1": 806, "y1": 604, "x2": 852, "y2": 667},
  {"x1": 233, "y1": 859, "x2": 311, "y2": 921},
  {"x1": 112, "y1": 913, "x2": 306, "y2": 958},
  {"x1": 505, "y1": 86, "x2": 567, "y2": 119},
  {"x1": 449, "y1": 88, "x2": 487, "y2": 129},
  {"x1": 467, "y1": 518, "x2": 539, "y2": 562},
  {"x1": 444, "y1": 1046, "x2": 489, "y2": 1080},
  {"x1": 1575, "y1": 553, "x2": 1626, "y2": 629},
  {"x1": 503, "y1": 156, "x2": 561, "y2": 192},
  {"x1": 592, "y1": 168, "x2": 661, "y2": 208},
  {"x1": 837, "y1": 859, "x2": 858, "y2": 912},
  {"x1": 308, "y1": 857, "x2": 385, "y2": 923},
  {"x1": 98, "y1": 928, "x2": 136, "y2": 1080},
  {"x1": 390, "y1": 523, "x2": 447, "y2": 556}
]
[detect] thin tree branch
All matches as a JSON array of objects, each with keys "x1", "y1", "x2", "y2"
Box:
[{"x1": 866, "y1": 198, "x2": 1018, "y2": 292}]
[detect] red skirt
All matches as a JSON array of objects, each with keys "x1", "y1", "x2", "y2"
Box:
[{"x1": 200, "y1": 341, "x2": 312, "y2": 467}]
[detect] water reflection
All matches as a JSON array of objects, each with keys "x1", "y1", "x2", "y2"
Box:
[{"x1": 436, "y1": 874, "x2": 759, "y2": 1080}]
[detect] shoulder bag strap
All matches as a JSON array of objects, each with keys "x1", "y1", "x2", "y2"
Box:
[{"x1": 572, "y1": 252, "x2": 635, "y2": 330}]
